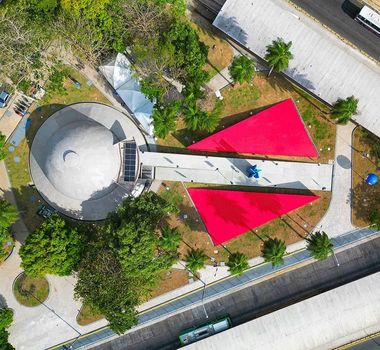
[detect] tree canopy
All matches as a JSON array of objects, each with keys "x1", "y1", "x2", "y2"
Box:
[
  {"x1": 152, "y1": 101, "x2": 180, "y2": 139},
  {"x1": 0, "y1": 133, "x2": 7, "y2": 161},
  {"x1": 229, "y1": 56, "x2": 255, "y2": 84},
  {"x1": 19, "y1": 215, "x2": 83, "y2": 277},
  {"x1": 262, "y1": 237, "x2": 286, "y2": 266},
  {"x1": 0, "y1": 200, "x2": 18, "y2": 231},
  {"x1": 306, "y1": 231, "x2": 333, "y2": 260},
  {"x1": 331, "y1": 96, "x2": 358, "y2": 124},
  {"x1": 75, "y1": 247, "x2": 139, "y2": 334},
  {"x1": 227, "y1": 252, "x2": 249, "y2": 275},
  {"x1": 265, "y1": 38, "x2": 293, "y2": 75},
  {"x1": 185, "y1": 248, "x2": 208, "y2": 273},
  {"x1": 75, "y1": 192, "x2": 179, "y2": 333},
  {"x1": 0, "y1": 308, "x2": 14, "y2": 350}
]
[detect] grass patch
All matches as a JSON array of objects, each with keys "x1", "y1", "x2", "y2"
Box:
[
  {"x1": 13, "y1": 273, "x2": 49, "y2": 307},
  {"x1": 191, "y1": 22, "x2": 233, "y2": 78},
  {"x1": 77, "y1": 304, "x2": 103, "y2": 326},
  {"x1": 352, "y1": 127, "x2": 380, "y2": 227}
]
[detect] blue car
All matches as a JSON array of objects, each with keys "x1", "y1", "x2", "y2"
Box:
[{"x1": 0, "y1": 91, "x2": 10, "y2": 108}]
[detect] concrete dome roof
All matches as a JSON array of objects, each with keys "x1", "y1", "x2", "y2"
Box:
[
  {"x1": 44, "y1": 120, "x2": 120, "y2": 201},
  {"x1": 30, "y1": 103, "x2": 148, "y2": 221}
]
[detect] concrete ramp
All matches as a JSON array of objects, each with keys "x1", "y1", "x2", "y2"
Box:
[{"x1": 140, "y1": 152, "x2": 333, "y2": 191}]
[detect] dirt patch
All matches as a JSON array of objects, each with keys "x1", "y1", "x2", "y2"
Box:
[
  {"x1": 157, "y1": 72, "x2": 335, "y2": 165},
  {"x1": 160, "y1": 181, "x2": 330, "y2": 264},
  {"x1": 191, "y1": 18, "x2": 233, "y2": 78},
  {"x1": 352, "y1": 127, "x2": 380, "y2": 227},
  {"x1": 77, "y1": 304, "x2": 103, "y2": 326},
  {"x1": 148, "y1": 268, "x2": 190, "y2": 299},
  {"x1": 13, "y1": 273, "x2": 49, "y2": 307}
]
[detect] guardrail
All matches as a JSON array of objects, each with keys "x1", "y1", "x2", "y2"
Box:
[{"x1": 48, "y1": 227, "x2": 379, "y2": 350}]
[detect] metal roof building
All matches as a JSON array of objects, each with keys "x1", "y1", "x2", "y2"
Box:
[
  {"x1": 185, "y1": 272, "x2": 380, "y2": 350},
  {"x1": 214, "y1": 0, "x2": 380, "y2": 137}
]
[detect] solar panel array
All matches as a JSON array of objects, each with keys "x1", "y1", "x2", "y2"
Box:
[{"x1": 123, "y1": 142, "x2": 137, "y2": 182}]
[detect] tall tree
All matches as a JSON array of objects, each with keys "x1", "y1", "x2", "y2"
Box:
[
  {"x1": 185, "y1": 248, "x2": 208, "y2": 273},
  {"x1": 75, "y1": 247, "x2": 139, "y2": 334},
  {"x1": 229, "y1": 56, "x2": 255, "y2": 84},
  {"x1": 227, "y1": 252, "x2": 249, "y2": 275},
  {"x1": 0, "y1": 200, "x2": 18, "y2": 231},
  {"x1": 306, "y1": 231, "x2": 333, "y2": 260},
  {"x1": 265, "y1": 38, "x2": 293, "y2": 76},
  {"x1": 331, "y1": 96, "x2": 358, "y2": 125},
  {"x1": 152, "y1": 101, "x2": 180, "y2": 139},
  {"x1": 184, "y1": 103, "x2": 220, "y2": 132},
  {"x1": 0, "y1": 308, "x2": 14, "y2": 350},
  {"x1": 262, "y1": 237, "x2": 286, "y2": 266},
  {"x1": 106, "y1": 192, "x2": 175, "y2": 280},
  {"x1": 20, "y1": 215, "x2": 83, "y2": 277},
  {"x1": 158, "y1": 227, "x2": 181, "y2": 252}
]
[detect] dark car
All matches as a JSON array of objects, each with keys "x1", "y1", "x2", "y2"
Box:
[{"x1": 0, "y1": 91, "x2": 10, "y2": 108}]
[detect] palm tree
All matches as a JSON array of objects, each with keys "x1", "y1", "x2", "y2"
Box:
[
  {"x1": 152, "y1": 101, "x2": 180, "y2": 139},
  {"x1": 159, "y1": 227, "x2": 181, "y2": 252},
  {"x1": 0, "y1": 132, "x2": 6, "y2": 160},
  {"x1": 229, "y1": 56, "x2": 255, "y2": 84},
  {"x1": 265, "y1": 38, "x2": 293, "y2": 76},
  {"x1": 227, "y1": 252, "x2": 249, "y2": 275},
  {"x1": 306, "y1": 231, "x2": 333, "y2": 260},
  {"x1": 0, "y1": 199, "x2": 18, "y2": 230},
  {"x1": 184, "y1": 103, "x2": 219, "y2": 132},
  {"x1": 331, "y1": 96, "x2": 358, "y2": 124},
  {"x1": 262, "y1": 237, "x2": 286, "y2": 266},
  {"x1": 185, "y1": 248, "x2": 208, "y2": 273}
]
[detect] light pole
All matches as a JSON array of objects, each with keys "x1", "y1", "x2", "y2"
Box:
[
  {"x1": 332, "y1": 251, "x2": 340, "y2": 267},
  {"x1": 179, "y1": 261, "x2": 209, "y2": 319}
]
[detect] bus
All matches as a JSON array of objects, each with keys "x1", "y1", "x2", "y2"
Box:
[
  {"x1": 355, "y1": 5, "x2": 380, "y2": 36},
  {"x1": 178, "y1": 316, "x2": 232, "y2": 346}
]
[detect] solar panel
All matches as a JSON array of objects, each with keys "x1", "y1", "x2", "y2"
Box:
[{"x1": 123, "y1": 142, "x2": 137, "y2": 182}]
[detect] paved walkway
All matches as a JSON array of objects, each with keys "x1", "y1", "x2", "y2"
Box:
[
  {"x1": 315, "y1": 123, "x2": 356, "y2": 236},
  {"x1": 141, "y1": 151, "x2": 333, "y2": 191}
]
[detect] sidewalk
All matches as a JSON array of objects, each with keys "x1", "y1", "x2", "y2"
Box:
[
  {"x1": 49, "y1": 227, "x2": 379, "y2": 350},
  {"x1": 315, "y1": 122, "x2": 356, "y2": 236}
]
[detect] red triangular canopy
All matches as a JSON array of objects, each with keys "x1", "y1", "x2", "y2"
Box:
[
  {"x1": 188, "y1": 99, "x2": 318, "y2": 157},
  {"x1": 188, "y1": 188, "x2": 319, "y2": 245}
]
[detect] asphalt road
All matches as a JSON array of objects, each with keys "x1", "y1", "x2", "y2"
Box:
[
  {"x1": 348, "y1": 336, "x2": 380, "y2": 349},
  {"x1": 91, "y1": 237, "x2": 380, "y2": 350},
  {"x1": 193, "y1": 0, "x2": 380, "y2": 61}
]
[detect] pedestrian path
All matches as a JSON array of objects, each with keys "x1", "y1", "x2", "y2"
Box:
[
  {"x1": 315, "y1": 123, "x2": 356, "y2": 236},
  {"x1": 141, "y1": 151, "x2": 333, "y2": 191},
  {"x1": 49, "y1": 227, "x2": 379, "y2": 350}
]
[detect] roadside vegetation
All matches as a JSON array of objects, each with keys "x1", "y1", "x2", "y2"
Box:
[
  {"x1": 352, "y1": 127, "x2": 380, "y2": 228},
  {"x1": 0, "y1": 307, "x2": 14, "y2": 350},
  {"x1": 0, "y1": 200, "x2": 18, "y2": 263}
]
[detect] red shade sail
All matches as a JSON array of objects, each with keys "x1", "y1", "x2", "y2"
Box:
[
  {"x1": 188, "y1": 99, "x2": 318, "y2": 158},
  {"x1": 188, "y1": 188, "x2": 319, "y2": 245}
]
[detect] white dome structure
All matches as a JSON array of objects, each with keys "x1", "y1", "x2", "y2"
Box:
[
  {"x1": 30, "y1": 103, "x2": 147, "y2": 220},
  {"x1": 44, "y1": 120, "x2": 120, "y2": 201}
]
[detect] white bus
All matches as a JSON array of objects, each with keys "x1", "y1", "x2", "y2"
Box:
[{"x1": 355, "y1": 5, "x2": 380, "y2": 36}]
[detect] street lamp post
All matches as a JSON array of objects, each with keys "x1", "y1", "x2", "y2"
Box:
[{"x1": 179, "y1": 261, "x2": 209, "y2": 319}]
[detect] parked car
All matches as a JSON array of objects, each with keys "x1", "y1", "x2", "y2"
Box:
[{"x1": 0, "y1": 90, "x2": 10, "y2": 108}]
